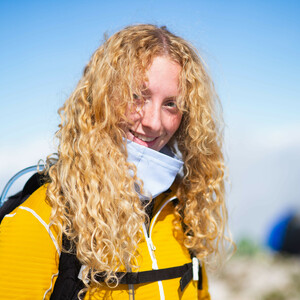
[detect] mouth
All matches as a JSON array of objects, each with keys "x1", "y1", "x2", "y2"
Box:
[
  {"x1": 130, "y1": 130, "x2": 156, "y2": 142},
  {"x1": 128, "y1": 129, "x2": 159, "y2": 148}
]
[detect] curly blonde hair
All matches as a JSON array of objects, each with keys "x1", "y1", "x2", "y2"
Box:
[{"x1": 46, "y1": 24, "x2": 229, "y2": 287}]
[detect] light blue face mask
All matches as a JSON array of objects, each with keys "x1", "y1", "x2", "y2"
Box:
[{"x1": 126, "y1": 140, "x2": 183, "y2": 199}]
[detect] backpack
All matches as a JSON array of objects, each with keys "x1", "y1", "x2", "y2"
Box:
[{"x1": 0, "y1": 168, "x2": 203, "y2": 299}]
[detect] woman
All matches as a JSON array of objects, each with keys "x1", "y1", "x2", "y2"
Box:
[{"x1": 0, "y1": 24, "x2": 229, "y2": 299}]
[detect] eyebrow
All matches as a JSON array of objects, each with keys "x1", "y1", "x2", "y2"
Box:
[
  {"x1": 141, "y1": 88, "x2": 177, "y2": 100},
  {"x1": 140, "y1": 88, "x2": 152, "y2": 96}
]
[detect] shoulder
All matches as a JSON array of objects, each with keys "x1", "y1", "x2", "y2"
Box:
[
  {"x1": 0, "y1": 184, "x2": 60, "y2": 299},
  {"x1": 1, "y1": 184, "x2": 59, "y2": 252},
  {"x1": 17, "y1": 184, "x2": 52, "y2": 224}
]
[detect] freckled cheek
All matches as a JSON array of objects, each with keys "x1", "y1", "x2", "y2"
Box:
[{"x1": 164, "y1": 114, "x2": 182, "y2": 135}]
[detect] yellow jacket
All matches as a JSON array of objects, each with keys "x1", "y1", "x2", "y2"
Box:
[{"x1": 0, "y1": 185, "x2": 210, "y2": 299}]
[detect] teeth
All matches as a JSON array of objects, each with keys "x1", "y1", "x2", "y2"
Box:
[{"x1": 131, "y1": 131, "x2": 156, "y2": 142}]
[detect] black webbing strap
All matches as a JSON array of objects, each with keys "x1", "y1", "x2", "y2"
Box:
[
  {"x1": 94, "y1": 262, "x2": 202, "y2": 292},
  {"x1": 198, "y1": 264, "x2": 203, "y2": 290},
  {"x1": 51, "y1": 250, "x2": 203, "y2": 299},
  {"x1": 50, "y1": 251, "x2": 85, "y2": 300}
]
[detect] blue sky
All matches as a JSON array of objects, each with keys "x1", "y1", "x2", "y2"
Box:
[{"x1": 0, "y1": 0, "x2": 299, "y2": 243}]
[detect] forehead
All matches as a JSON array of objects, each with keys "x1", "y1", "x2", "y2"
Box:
[{"x1": 144, "y1": 56, "x2": 181, "y2": 96}]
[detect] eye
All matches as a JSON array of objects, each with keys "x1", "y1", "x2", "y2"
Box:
[
  {"x1": 131, "y1": 93, "x2": 144, "y2": 113},
  {"x1": 133, "y1": 93, "x2": 140, "y2": 100},
  {"x1": 132, "y1": 93, "x2": 143, "y2": 105},
  {"x1": 164, "y1": 99, "x2": 178, "y2": 109}
]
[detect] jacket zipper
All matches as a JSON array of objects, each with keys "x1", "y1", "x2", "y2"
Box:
[{"x1": 141, "y1": 196, "x2": 177, "y2": 300}]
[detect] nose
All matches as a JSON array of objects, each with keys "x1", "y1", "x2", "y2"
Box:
[{"x1": 141, "y1": 103, "x2": 162, "y2": 133}]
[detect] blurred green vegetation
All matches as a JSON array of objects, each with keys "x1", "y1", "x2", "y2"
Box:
[{"x1": 236, "y1": 236, "x2": 262, "y2": 256}]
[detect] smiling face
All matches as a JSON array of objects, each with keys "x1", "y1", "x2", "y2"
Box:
[{"x1": 125, "y1": 56, "x2": 182, "y2": 151}]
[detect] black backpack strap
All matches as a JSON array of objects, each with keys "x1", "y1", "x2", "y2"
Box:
[
  {"x1": 94, "y1": 262, "x2": 202, "y2": 292},
  {"x1": 50, "y1": 235, "x2": 87, "y2": 300},
  {"x1": 50, "y1": 251, "x2": 85, "y2": 300},
  {"x1": 94, "y1": 260, "x2": 203, "y2": 291},
  {"x1": 21, "y1": 172, "x2": 47, "y2": 198}
]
